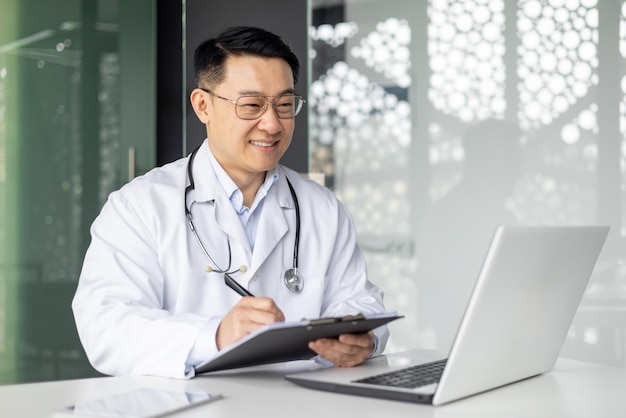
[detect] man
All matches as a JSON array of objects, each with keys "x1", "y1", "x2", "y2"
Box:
[{"x1": 72, "y1": 26, "x2": 389, "y2": 379}]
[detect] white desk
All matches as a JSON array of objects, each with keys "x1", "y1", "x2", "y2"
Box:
[{"x1": 1, "y1": 350, "x2": 626, "y2": 418}]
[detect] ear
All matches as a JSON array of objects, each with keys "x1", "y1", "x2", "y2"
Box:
[{"x1": 190, "y1": 88, "x2": 211, "y2": 124}]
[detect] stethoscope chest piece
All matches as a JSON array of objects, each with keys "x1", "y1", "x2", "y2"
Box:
[{"x1": 284, "y1": 268, "x2": 304, "y2": 293}]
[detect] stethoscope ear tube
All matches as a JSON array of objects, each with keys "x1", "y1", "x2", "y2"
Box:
[
  {"x1": 285, "y1": 178, "x2": 300, "y2": 271},
  {"x1": 284, "y1": 177, "x2": 303, "y2": 293}
]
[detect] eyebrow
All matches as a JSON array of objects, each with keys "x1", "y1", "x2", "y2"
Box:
[{"x1": 237, "y1": 88, "x2": 296, "y2": 96}]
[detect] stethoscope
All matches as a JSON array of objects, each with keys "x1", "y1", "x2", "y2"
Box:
[{"x1": 184, "y1": 146, "x2": 304, "y2": 293}]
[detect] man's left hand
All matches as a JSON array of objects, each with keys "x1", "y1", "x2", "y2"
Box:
[{"x1": 308, "y1": 331, "x2": 374, "y2": 367}]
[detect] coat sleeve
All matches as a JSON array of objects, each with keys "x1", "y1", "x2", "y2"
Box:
[{"x1": 72, "y1": 188, "x2": 212, "y2": 379}]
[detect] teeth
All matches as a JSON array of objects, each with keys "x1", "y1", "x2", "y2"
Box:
[{"x1": 251, "y1": 141, "x2": 274, "y2": 147}]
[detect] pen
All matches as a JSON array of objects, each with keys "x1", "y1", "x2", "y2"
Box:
[{"x1": 224, "y1": 273, "x2": 255, "y2": 297}]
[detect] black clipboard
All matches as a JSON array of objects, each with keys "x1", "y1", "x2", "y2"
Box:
[{"x1": 194, "y1": 312, "x2": 402, "y2": 374}]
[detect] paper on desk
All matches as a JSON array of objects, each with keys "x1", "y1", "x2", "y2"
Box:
[{"x1": 53, "y1": 388, "x2": 222, "y2": 418}]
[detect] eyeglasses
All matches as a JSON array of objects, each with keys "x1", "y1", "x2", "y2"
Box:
[{"x1": 199, "y1": 88, "x2": 305, "y2": 120}]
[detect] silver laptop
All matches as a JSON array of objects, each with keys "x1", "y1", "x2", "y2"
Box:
[{"x1": 286, "y1": 225, "x2": 609, "y2": 405}]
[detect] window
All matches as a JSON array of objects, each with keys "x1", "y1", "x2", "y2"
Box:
[{"x1": 311, "y1": 0, "x2": 626, "y2": 366}]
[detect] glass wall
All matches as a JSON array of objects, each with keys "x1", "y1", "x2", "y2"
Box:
[
  {"x1": 310, "y1": 0, "x2": 626, "y2": 367},
  {"x1": 0, "y1": 0, "x2": 155, "y2": 384}
]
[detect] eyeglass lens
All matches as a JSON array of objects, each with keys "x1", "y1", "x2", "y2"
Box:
[{"x1": 236, "y1": 95, "x2": 304, "y2": 120}]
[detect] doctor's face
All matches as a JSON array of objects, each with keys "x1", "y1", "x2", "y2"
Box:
[{"x1": 193, "y1": 55, "x2": 296, "y2": 184}]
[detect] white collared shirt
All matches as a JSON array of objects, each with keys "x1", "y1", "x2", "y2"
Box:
[{"x1": 207, "y1": 149, "x2": 278, "y2": 252}]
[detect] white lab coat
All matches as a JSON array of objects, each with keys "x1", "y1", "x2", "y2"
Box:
[{"x1": 72, "y1": 141, "x2": 388, "y2": 379}]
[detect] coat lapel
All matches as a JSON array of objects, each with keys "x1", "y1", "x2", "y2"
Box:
[
  {"x1": 191, "y1": 143, "x2": 251, "y2": 256},
  {"x1": 249, "y1": 176, "x2": 291, "y2": 274},
  {"x1": 213, "y1": 191, "x2": 251, "y2": 255}
]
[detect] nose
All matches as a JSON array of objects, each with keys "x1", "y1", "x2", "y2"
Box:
[{"x1": 257, "y1": 103, "x2": 283, "y2": 134}]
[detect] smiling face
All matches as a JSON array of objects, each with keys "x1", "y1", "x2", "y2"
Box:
[{"x1": 190, "y1": 54, "x2": 296, "y2": 189}]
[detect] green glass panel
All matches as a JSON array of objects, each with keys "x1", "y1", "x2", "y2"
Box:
[{"x1": 0, "y1": 0, "x2": 155, "y2": 384}]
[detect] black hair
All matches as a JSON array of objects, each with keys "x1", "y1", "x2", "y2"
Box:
[{"x1": 194, "y1": 26, "x2": 300, "y2": 87}]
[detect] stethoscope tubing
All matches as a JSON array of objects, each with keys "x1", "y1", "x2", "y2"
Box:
[
  {"x1": 184, "y1": 145, "x2": 302, "y2": 291},
  {"x1": 285, "y1": 176, "x2": 300, "y2": 270}
]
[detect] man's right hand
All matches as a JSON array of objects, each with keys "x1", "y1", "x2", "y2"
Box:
[{"x1": 216, "y1": 297, "x2": 285, "y2": 349}]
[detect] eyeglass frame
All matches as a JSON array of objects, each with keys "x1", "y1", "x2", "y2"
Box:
[{"x1": 198, "y1": 87, "x2": 306, "y2": 120}]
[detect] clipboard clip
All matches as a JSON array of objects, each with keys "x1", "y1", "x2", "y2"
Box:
[{"x1": 306, "y1": 313, "x2": 366, "y2": 326}]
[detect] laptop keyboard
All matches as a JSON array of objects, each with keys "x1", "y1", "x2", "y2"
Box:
[{"x1": 353, "y1": 359, "x2": 447, "y2": 389}]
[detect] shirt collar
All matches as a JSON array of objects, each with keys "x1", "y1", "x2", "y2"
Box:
[{"x1": 203, "y1": 142, "x2": 279, "y2": 212}]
